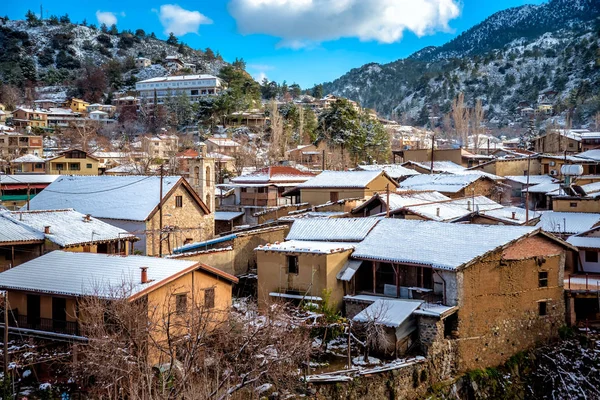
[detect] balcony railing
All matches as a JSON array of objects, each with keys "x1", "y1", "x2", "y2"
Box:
[{"x1": 12, "y1": 314, "x2": 79, "y2": 336}]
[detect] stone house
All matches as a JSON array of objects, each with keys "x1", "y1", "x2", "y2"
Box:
[
  {"x1": 0, "y1": 209, "x2": 137, "y2": 271},
  {"x1": 25, "y1": 175, "x2": 213, "y2": 256},
  {"x1": 533, "y1": 130, "x2": 584, "y2": 154},
  {"x1": 346, "y1": 219, "x2": 575, "y2": 371},
  {"x1": 398, "y1": 174, "x2": 505, "y2": 201},
  {"x1": 467, "y1": 157, "x2": 541, "y2": 177},
  {"x1": 286, "y1": 170, "x2": 398, "y2": 206},
  {"x1": 0, "y1": 251, "x2": 237, "y2": 354},
  {"x1": 539, "y1": 155, "x2": 598, "y2": 177},
  {"x1": 350, "y1": 191, "x2": 450, "y2": 217},
  {"x1": 205, "y1": 137, "x2": 240, "y2": 157}
]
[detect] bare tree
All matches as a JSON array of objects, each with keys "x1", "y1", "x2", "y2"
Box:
[
  {"x1": 66, "y1": 119, "x2": 99, "y2": 152},
  {"x1": 451, "y1": 92, "x2": 470, "y2": 148},
  {"x1": 353, "y1": 301, "x2": 394, "y2": 362},
  {"x1": 268, "y1": 100, "x2": 285, "y2": 164},
  {"x1": 594, "y1": 111, "x2": 600, "y2": 131},
  {"x1": 471, "y1": 99, "x2": 485, "y2": 152}
]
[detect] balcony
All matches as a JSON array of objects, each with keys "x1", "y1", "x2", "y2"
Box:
[{"x1": 11, "y1": 314, "x2": 79, "y2": 336}]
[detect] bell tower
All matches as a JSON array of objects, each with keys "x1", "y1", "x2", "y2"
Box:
[{"x1": 189, "y1": 143, "x2": 215, "y2": 213}]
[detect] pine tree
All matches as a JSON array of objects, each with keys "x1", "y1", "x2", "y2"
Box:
[
  {"x1": 166, "y1": 33, "x2": 178, "y2": 45},
  {"x1": 519, "y1": 118, "x2": 536, "y2": 150}
]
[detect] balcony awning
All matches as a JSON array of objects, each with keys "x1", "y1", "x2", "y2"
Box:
[{"x1": 337, "y1": 259, "x2": 362, "y2": 281}]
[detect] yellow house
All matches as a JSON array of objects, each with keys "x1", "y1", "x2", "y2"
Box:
[
  {"x1": 0, "y1": 251, "x2": 237, "y2": 352},
  {"x1": 69, "y1": 98, "x2": 90, "y2": 113},
  {"x1": 12, "y1": 107, "x2": 48, "y2": 128},
  {"x1": 46, "y1": 149, "x2": 100, "y2": 175},
  {"x1": 288, "y1": 170, "x2": 399, "y2": 206}
]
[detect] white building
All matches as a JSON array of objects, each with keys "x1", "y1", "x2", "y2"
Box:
[
  {"x1": 135, "y1": 75, "x2": 224, "y2": 104},
  {"x1": 135, "y1": 57, "x2": 151, "y2": 68}
]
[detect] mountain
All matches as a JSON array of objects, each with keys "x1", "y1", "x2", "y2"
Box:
[
  {"x1": 322, "y1": 0, "x2": 600, "y2": 126},
  {"x1": 0, "y1": 18, "x2": 226, "y2": 95}
]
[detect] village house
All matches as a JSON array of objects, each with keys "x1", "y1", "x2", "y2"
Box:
[
  {"x1": 286, "y1": 170, "x2": 398, "y2": 206},
  {"x1": 256, "y1": 218, "x2": 380, "y2": 310},
  {"x1": 26, "y1": 175, "x2": 213, "y2": 256},
  {"x1": 0, "y1": 251, "x2": 237, "y2": 351},
  {"x1": 230, "y1": 166, "x2": 315, "y2": 208},
  {"x1": 0, "y1": 131, "x2": 43, "y2": 159},
  {"x1": 350, "y1": 191, "x2": 450, "y2": 217},
  {"x1": 467, "y1": 157, "x2": 541, "y2": 178},
  {"x1": 532, "y1": 129, "x2": 586, "y2": 154},
  {"x1": 45, "y1": 149, "x2": 100, "y2": 175},
  {"x1": 355, "y1": 164, "x2": 421, "y2": 182},
  {"x1": 11, "y1": 108, "x2": 48, "y2": 128},
  {"x1": 536, "y1": 211, "x2": 600, "y2": 239},
  {"x1": 503, "y1": 175, "x2": 557, "y2": 204},
  {"x1": 0, "y1": 209, "x2": 137, "y2": 270},
  {"x1": 68, "y1": 98, "x2": 90, "y2": 114},
  {"x1": 135, "y1": 57, "x2": 152, "y2": 68},
  {"x1": 539, "y1": 154, "x2": 599, "y2": 177},
  {"x1": 205, "y1": 137, "x2": 241, "y2": 156},
  {"x1": 345, "y1": 219, "x2": 574, "y2": 371},
  {"x1": 388, "y1": 196, "x2": 503, "y2": 222},
  {"x1": 136, "y1": 74, "x2": 224, "y2": 104},
  {"x1": 0, "y1": 175, "x2": 58, "y2": 210},
  {"x1": 398, "y1": 174, "x2": 504, "y2": 201},
  {"x1": 45, "y1": 107, "x2": 83, "y2": 128},
  {"x1": 142, "y1": 135, "x2": 179, "y2": 161},
  {"x1": 579, "y1": 132, "x2": 600, "y2": 152},
  {"x1": 286, "y1": 143, "x2": 327, "y2": 169},
  {"x1": 10, "y1": 154, "x2": 46, "y2": 174},
  {"x1": 213, "y1": 211, "x2": 245, "y2": 234},
  {"x1": 226, "y1": 110, "x2": 267, "y2": 128}
]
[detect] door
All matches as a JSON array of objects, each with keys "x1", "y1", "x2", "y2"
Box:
[
  {"x1": 26, "y1": 294, "x2": 40, "y2": 329},
  {"x1": 52, "y1": 297, "x2": 67, "y2": 332},
  {"x1": 330, "y1": 192, "x2": 339, "y2": 202}
]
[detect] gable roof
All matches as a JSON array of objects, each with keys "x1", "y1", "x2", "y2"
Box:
[
  {"x1": 8, "y1": 209, "x2": 136, "y2": 247},
  {"x1": 352, "y1": 219, "x2": 543, "y2": 270},
  {"x1": 536, "y1": 211, "x2": 600, "y2": 235},
  {"x1": 0, "y1": 213, "x2": 45, "y2": 244},
  {"x1": 0, "y1": 251, "x2": 236, "y2": 300},
  {"x1": 352, "y1": 191, "x2": 451, "y2": 214},
  {"x1": 297, "y1": 170, "x2": 397, "y2": 189},
  {"x1": 355, "y1": 164, "x2": 420, "y2": 179},
  {"x1": 231, "y1": 166, "x2": 314, "y2": 184},
  {"x1": 25, "y1": 175, "x2": 209, "y2": 222},
  {"x1": 11, "y1": 154, "x2": 45, "y2": 163},
  {"x1": 286, "y1": 218, "x2": 380, "y2": 242},
  {"x1": 397, "y1": 196, "x2": 502, "y2": 222},
  {"x1": 566, "y1": 226, "x2": 600, "y2": 249},
  {"x1": 399, "y1": 174, "x2": 490, "y2": 193}
]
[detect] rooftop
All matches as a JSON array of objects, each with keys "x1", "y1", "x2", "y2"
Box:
[
  {"x1": 137, "y1": 74, "x2": 219, "y2": 84},
  {"x1": 297, "y1": 170, "x2": 392, "y2": 189},
  {"x1": 8, "y1": 209, "x2": 136, "y2": 247},
  {"x1": 353, "y1": 219, "x2": 537, "y2": 270},
  {"x1": 0, "y1": 212, "x2": 45, "y2": 244},
  {"x1": 25, "y1": 175, "x2": 184, "y2": 221},
  {"x1": 286, "y1": 218, "x2": 380, "y2": 242},
  {"x1": 0, "y1": 175, "x2": 58, "y2": 185},
  {"x1": 231, "y1": 166, "x2": 314, "y2": 184},
  {"x1": 11, "y1": 154, "x2": 45, "y2": 163},
  {"x1": 504, "y1": 175, "x2": 557, "y2": 186},
  {"x1": 256, "y1": 240, "x2": 354, "y2": 254},
  {"x1": 537, "y1": 211, "x2": 600, "y2": 235},
  {"x1": 478, "y1": 206, "x2": 541, "y2": 225},
  {"x1": 400, "y1": 196, "x2": 501, "y2": 222},
  {"x1": 355, "y1": 164, "x2": 420, "y2": 179},
  {"x1": 0, "y1": 251, "x2": 236, "y2": 299},
  {"x1": 398, "y1": 174, "x2": 487, "y2": 193}
]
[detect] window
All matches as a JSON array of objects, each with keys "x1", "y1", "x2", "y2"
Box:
[
  {"x1": 204, "y1": 288, "x2": 215, "y2": 309},
  {"x1": 241, "y1": 187, "x2": 247, "y2": 193},
  {"x1": 191, "y1": 90, "x2": 199, "y2": 95},
  {"x1": 55, "y1": 163, "x2": 64, "y2": 170},
  {"x1": 206, "y1": 166, "x2": 211, "y2": 186},
  {"x1": 184, "y1": 238, "x2": 193, "y2": 245},
  {"x1": 538, "y1": 271, "x2": 548, "y2": 287},
  {"x1": 538, "y1": 301, "x2": 547, "y2": 316},
  {"x1": 175, "y1": 195, "x2": 183, "y2": 207},
  {"x1": 175, "y1": 294, "x2": 187, "y2": 314},
  {"x1": 257, "y1": 187, "x2": 265, "y2": 193},
  {"x1": 330, "y1": 192, "x2": 339, "y2": 202},
  {"x1": 69, "y1": 163, "x2": 80, "y2": 171},
  {"x1": 287, "y1": 255, "x2": 299, "y2": 274},
  {"x1": 585, "y1": 250, "x2": 599, "y2": 263},
  {"x1": 86, "y1": 163, "x2": 92, "y2": 169},
  {"x1": 523, "y1": 170, "x2": 528, "y2": 176}
]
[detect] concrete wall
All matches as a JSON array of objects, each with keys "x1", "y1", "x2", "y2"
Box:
[
  {"x1": 169, "y1": 248, "x2": 236, "y2": 276},
  {"x1": 477, "y1": 158, "x2": 541, "y2": 177},
  {"x1": 455, "y1": 235, "x2": 566, "y2": 371},
  {"x1": 553, "y1": 198, "x2": 600, "y2": 213},
  {"x1": 300, "y1": 174, "x2": 395, "y2": 206}
]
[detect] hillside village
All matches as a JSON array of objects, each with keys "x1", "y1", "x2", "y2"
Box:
[{"x1": 0, "y1": 3, "x2": 599, "y2": 400}]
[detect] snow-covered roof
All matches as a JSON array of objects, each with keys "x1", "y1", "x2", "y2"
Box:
[
  {"x1": 0, "y1": 251, "x2": 229, "y2": 298},
  {"x1": 336, "y1": 259, "x2": 362, "y2": 281},
  {"x1": 138, "y1": 74, "x2": 218, "y2": 83},
  {"x1": 0, "y1": 212, "x2": 45, "y2": 244},
  {"x1": 537, "y1": 212, "x2": 600, "y2": 235},
  {"x1": 25, "y1": 175, "x2": 184, "y2": 221},
  {"x1": 356, "y1": 164, "x2": 420, "y2": 179},
  {"x1": 385, "y1": 191, "x2": 451, "y2": 210},
  {"x1": 398, "y1": 174, "x2": 487, "y2": 193},
  {"x1": 581, "y1": 181, "x2": 600, "y2": 195},
  {"x1": 353, "y1": 299, "x2": 422, "y2": 328},
  {"x1": 0, "y1": 175, "x2": 58, "y2": 185},
  {"x1": 256, "y1": 240, "x2": 354, "y2": 254},
  {"x1": 524, "y1": 183, "x2": 561, "y2": 194},
  {"x1": 9, "y1": 209, "x2": 136, "y2": 247},
  {"x1": 231, "y1": 166, "x2": 314, "y2": 184},
  {"x1": 567, "y1": 236, "x2": 600, "y2": 249},
  {"x1": 576, "y1": 149, "x2": 600, "y2": 162},
  {"x1": 297, "y1": 170, "x2": 390, "y2": 189},
  {"x1": 214, "y1": 211, "x2": 244, "y2": 221},
  {"x1": 478, "y1": 206, "x2": 541, "y2": 224},
  {"x1": 504, "y1": 175, "x2": 557, "y2": 186},
  {"x1": 353, "y1": 219, "x2": 537, "y2": 270},
  {"x1": 286, "y1": 218, "x2": 380, "y2": 242},
  {"x1": 403, "y1": 160, "x2": 467, "y2": 174},
  {"x1": 206, "y1": 137, "x2": 240, "y2": 147},
  {"x1": 401, "y1": 196, "x2": 501, "y2": 222},
  {"x1": 11, "y1": 154, "x2": 45, "y2": 163}
]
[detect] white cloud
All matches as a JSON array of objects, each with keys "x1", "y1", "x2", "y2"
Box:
[
  {"x1": 254, "y1": 71, "x2": 269, "y2": 82},
  {"x1": 156, "y1": 4, "x2": 213, "y2": 36},
  {"x1": 247, "y1": 64, "x2": 275, "y2": 71},
  {"x1": 96, "y1": 10, "x2": 118, "y2": 26},
  {"x1": 228, "y1": 0, "x2": 460, "y2": 48}
]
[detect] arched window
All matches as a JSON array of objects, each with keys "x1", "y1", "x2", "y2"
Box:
[
  {"x1": 205, "y1": 194, "x2": 211, "y2": 210},
  {"x1": 206, "y1": 166, "x2": 211, "y2": 186},
  {"x1": 194, "y1": 166, "x2": 200, "y2": 184}
]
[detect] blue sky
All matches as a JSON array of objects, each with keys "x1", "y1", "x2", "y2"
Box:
[{"x1": 7, "y1": 0, "x2": 546, "y2": 88}]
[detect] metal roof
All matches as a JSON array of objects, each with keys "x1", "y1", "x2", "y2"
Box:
[
  {"x1": 353, "y1": 219, "x2": 537, "y2": 270},
  {"x1": 0, "y1": 251, "x2": 200, "y2": 298},
  {"x1": 214, "y1": 211, "x2": 245, "y2": 221},
  {"x1": 297, "y1": 170, "x2": 389, "y2": 189},
  {"x1": 0, "y1": 212, "x2": 45, "y2": 244},
  {"x1": 286, "y1": 218, "x2": 380, "y2": 242},
  {"x1": 537, "y1": 212, "x2": 600, "y2": 235},
  {"x1": 256, "y1": 240, "x2": 354, "y2": 254}
]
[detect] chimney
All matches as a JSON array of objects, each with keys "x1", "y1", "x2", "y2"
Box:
[
  {"x1": 436, "y1": 207, "x2": 440, "y2": 217},
  {"x1": 140, "y1": 267, "x2": 149, "y2": 284},
  {"x1": 511, "y1": 211, "x2": 517, "y2": 220},
  {"x1": 83, "y1": 214, "x2": 91, "y2": 222},
  {"x1": 44, "y1": 226, "x2": 50, "y2": 234}
]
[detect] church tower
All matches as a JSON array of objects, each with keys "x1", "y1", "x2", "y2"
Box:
[{"x1": 189, "y1": 143, "x2": 215, "y2": 213}]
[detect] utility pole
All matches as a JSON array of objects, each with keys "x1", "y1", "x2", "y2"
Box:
[
  {"x1": 26, "y1": 184, "x2": 30, "y2": 211},
  {"x1": 321, "y1": 149, "x2": 325, "y2": 171},
  {"x1": 386, "y1": 184, "x2": 390, "y2": 218},
  {"x1": 3, "y1": 290, "x2": 8, "y2": 394},
  {"x1": 525, "y1": 155, "x2": 531, "y2": 224},
  {"x1": 158, "y1": 164, "x2": 164, "y2": 257},
  {"x1": 430, "y1": 134, "x2": 435, "y2": 174}
]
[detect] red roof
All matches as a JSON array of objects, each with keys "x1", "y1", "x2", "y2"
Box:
[
  {"x1": 261, "y1": 166, "x2": 315, "y2": 178},
  {"x1": 177, "y1": 149, "x2": 199, "y2": 158}
]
